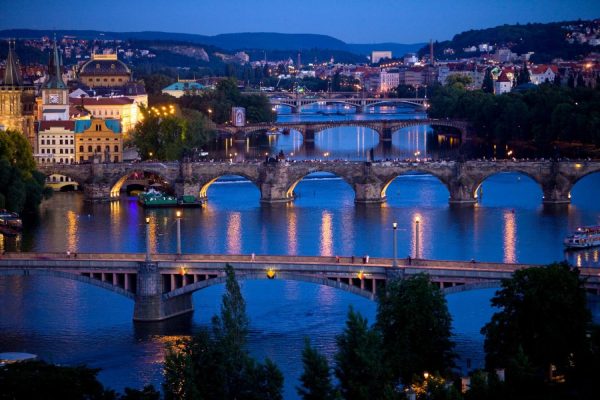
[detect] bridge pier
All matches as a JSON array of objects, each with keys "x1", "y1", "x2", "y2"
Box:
[
  {"x1": 381, "y1": 127, "x2": 393, "y2": 142},
  {"x1": 175, "y1": 180, "x2": 201, "y2": 203},
  {"x1": 354, "y1": 182, "x2": 385, "y2": 204},
  {"x1": 133, "y1": 262, "x2": 193, "y2": 322},
  {"x1": 448, "y1": 184, "x2": 477, "y2": 206},
  {"x1": 303, "y1": 128, "x2": 315, "y2": 143},
  {"x1": 83, "y1": 182, "x2": 114, "y2": 202},
  {"x1": 542, "y1": 189, "x2": 571, "y2": 206},
  {"x1": 259, "y1": 163, "x2": 294, "y2": 203}
]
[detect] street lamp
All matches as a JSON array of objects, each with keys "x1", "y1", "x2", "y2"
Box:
[
  {"x1": 176, "y1": 210, "x2": 182, "y2": 255},
  {"x1": 415, "y1": 217, "x2": 420, "y2": 259},
  {"x1": 392, "y1": 222, "x2": 398, "y2": 267},
  {"x1": 145, "y1": 217, "x2": 151, "y2": 262}
]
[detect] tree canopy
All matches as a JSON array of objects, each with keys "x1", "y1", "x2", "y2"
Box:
[
  {"x1": 163, "y1": 264, "x2": 284, "y2": 400},
  {"x1": 0, "y1": 129, "x2": 51, "y2": 212}
]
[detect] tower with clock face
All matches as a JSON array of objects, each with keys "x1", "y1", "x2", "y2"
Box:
[{"x1": 41, "y1": 36, "x2": 69, "y2": 121}]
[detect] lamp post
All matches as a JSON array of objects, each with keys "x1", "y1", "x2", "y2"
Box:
[
  {"x1": 392, "y1": 222, "x2": 398, "y2": 267},
  {"x1": 176, "y1": 210, "x2": 182, "y2": 255},
  {"x1": 145, "y1": 217, "x2": 151, "y2": 262},
  {"x1": 415, "y1": 217, "x2": 420, "y2": 259}
]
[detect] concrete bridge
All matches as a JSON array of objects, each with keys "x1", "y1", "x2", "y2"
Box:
[
  {"x1": 264, "y1": 92, "x2": 428, "y2": 113},
  {"x1": 219, "y1": 118, "x2": 469, "y2": 143},
  {"x1": 2, "y1": 252, "x2": 598, "y2": 321},
  {"x1": 37, "y1": 160, "x2": 600, "y2": 205}
]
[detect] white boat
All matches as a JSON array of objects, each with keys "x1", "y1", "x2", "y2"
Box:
[{"x1": 564, "y1": 226, "x2": 600, "y2": 249}]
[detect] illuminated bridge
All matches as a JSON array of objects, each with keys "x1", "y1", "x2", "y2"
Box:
[
  {"x1": 37, "y1": 160, "x2": 600, "y2": 205},
  {"x1": 2, "y1": 252, "x2": 598, "y2": 321}
]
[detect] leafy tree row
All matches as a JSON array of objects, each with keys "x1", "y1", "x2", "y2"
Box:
[
  {"x1": 427, "y1": 81, "x2": 600, "y2": 158},
  {"x1": 0, "y1": 130, "x2": 51, "y2": 213}
]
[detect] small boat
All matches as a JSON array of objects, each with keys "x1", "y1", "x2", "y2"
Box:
[
  {"x1": 138, "y1": 189, "x2": 178, "y2": 207},
  {"x1": 178, "y1": 195, "x2": 201, "y2": 208},
  {"x1": 564, "y1": 226, "x2": 600, "y2": 249},
  {"x1": 0, "y1": 210, "x2": 22, "y2": 237}
]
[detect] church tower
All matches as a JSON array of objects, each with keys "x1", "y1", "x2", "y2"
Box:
[
  {"x1": 0, "y1": 40, "x2": 36, "y2": 151},
  {"x1": 41, "y1": 36, "x2": 69, "y2": 121}
]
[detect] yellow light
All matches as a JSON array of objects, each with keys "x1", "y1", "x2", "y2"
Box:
[
  {"x1": 424, "y1": 372, "x2": 429, "y2": 380},
  {"x1": 357, "y1": 271, "x2": 364, "y2": 280},
  {"x1": 180, "y1": 267, "x2": 186, "y2": 275},
  {"x1": 176, "y1": 210, "x2": 182, "y2": 218},
  {"x1": 415, "y1": 217, "x2": 420, "y2": 223},
  {"x1": 575, "y1": 163, "x2": 582, "y2": 169},
  {"x1": 145, "y1": 217, "x2": 150, "y2": 224},
  {"x1": 266, "y1": 269, "x2": 276, "y2": 279}
]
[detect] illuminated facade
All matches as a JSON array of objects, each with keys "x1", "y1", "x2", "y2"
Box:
[
  {"x1": 74, "y1": 118, "x2": 122, "y2": 163},
  {"x1": 78, "y1": 53, "x2": 131, "y2": 88},
  {"x1": 0, "y1": 40, "x2": 36, "y2": 151},
  {"x1": 41, "y1": 37, "x2": 69, "y2": 121},
  {"x1": 36, "y1": 120, "x2": 75, "y2": 164}
]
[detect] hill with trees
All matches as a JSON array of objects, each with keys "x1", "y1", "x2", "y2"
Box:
[{"x1": 421, "y1": 19, "x2": 599, "y2": 63}]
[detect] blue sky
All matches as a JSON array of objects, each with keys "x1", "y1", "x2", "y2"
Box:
[{"x1": 1, "y1": 0, "x2": 599, "y2": 43}]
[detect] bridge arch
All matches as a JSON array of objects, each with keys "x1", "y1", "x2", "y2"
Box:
[
  {"x1": 567, "y1": 167, "x2": 600, "y2": 202},
  {"x1": 473, "y1": 170, "x2": 544, "y2": 204},
  {"x1": 108, "y1": 169, "x2": 174, "y2": 198},
  {"x1": 380, "y1": 170, "x2": 452, "y2": 201},
  {"x1": 365, "y1": 100, "x2": 426, "y2": 110},
  {"x1": 285, "y1": 170, "x2": 356, "y2": 201},
  {"x1": 0, "y1": 269, "x2": 135, "y2": 299},
  {"x1": 164, "y1": 271, "x2": 376, "y2": 301},
  {"x1": 199, "y1": 173, "x2": 261, "y2": 199}
]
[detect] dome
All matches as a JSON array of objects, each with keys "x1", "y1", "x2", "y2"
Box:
[{"x1": 79, "y1": 54, "x2": 130, "y2": 77}]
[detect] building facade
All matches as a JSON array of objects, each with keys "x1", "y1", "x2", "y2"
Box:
[
  {"x1": 36, "y1": 120, "x2": 75, "y2": 164},
  {"x1": 41, "y1": 37, "x2": 69, "y2": 121},
  {"x1": 74, "y1": 118, "x2": 122, "y2": 163},
  {"x1": 73, "y1": 97, "x2": 140, "y2": 135},
  {"x1": 0, "y1": 40, "x2": 36, "y2": 151},
  {"x1": 379, "y1": 69, "x2": 400, "y2": 92},
  {"x1": 78, "y1": 53, "x2": 131, "y2": 88}
]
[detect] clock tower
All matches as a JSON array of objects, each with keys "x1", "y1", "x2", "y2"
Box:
[{"x1": 41, "y1": 36, "x2": 69, "y2": 121}]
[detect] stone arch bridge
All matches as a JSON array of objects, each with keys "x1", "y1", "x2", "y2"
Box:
[
  {"x1": 219, "y1": 119, "x2": 469, "y2": 143},
  {"x1": 265, "y1": 93, "x2": 428, "y2": 113},
  {"x1": 37, "y1": 160, "x2": 600, "y2": 205},
  {"x1": 2, "y1": 252, "x2": 598, "y2": 321}
]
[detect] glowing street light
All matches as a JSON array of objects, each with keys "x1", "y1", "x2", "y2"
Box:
[
  {"x1": 415, "y1": 217, "x2": 420, "y2": 259},
  {"x1": 176, "y1": 210, "x2": 182, "y2": 255},
  {"x1": 392, "y1": 222, "x2": 398, "y2": 267},
  {"x1": 145, "y1": 217, "x2": 151, "y2": 262}
]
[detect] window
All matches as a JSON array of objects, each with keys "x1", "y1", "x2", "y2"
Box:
[
  {"x1": 59, "y1": 149, "x2": 63, "y2": 154},
  {"x1": 70, "y1": 140, "x2": 73, "y2": 145},
  {"x1": 52, "y1": 140, "x2": 56, "y2": 145},
  {"x1": 96, "y1": 145, "x2": 101, "y2": 152},
  {"x1": 79, "y1": 156, "x2": 83, "y2": 162},
  {"x1": 114, "y1": 145, "x2": 119, "y2": 152},
  {"x1": 41, "y1": 149, "x2": 45, "y2": 154},
  {"x1": 41, "y1": 139, "x2": 45, "y2": 145},
  {"x1": 70, "y1": 149, "x2": 73, "y2": 154},
  {"x1": 88, "y1": 145, "x2": 92, "y2": 152},
  {"x1": 114, "y1": 155, "x2": 119, "y2": 162},
  {"x1": 59, "y1": 140, "x2": 63, "y2": 145},
  {"x1": 52, "y1": 149, "x2": 55, "y2": 154}
]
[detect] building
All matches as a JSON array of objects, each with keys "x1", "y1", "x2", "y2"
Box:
[
  {"x1": 72, "y1": 97, "x2": 140, "y2": 135},
  {"x1": 379, "y1": 69, "x2": 400, "y2": 92},
  {"x1": 41, "y1": 37, "x2": 69, "y2": 121},
  {"x1": 0, "y1": 40, "x2": 36, "y2": 151},
  {"x1": 371, "y1": 51, "x2": 392, "y2": 64},
  {"x1": 494, "y1": 72, "x2": 512, "y2": 95},
  {"x1": 530, "y1": 65, "x2": 558, "y2": 85},
  {"x1": 74, "y1": 118, "x2": 122, "y2": 163},
  {"x1": 404, "y1": 67, "x2": 425, "y2": 87},
  {"x1": 78, "y1": 53, "x2": 131, "y2": 88},
  {"x1": 36, "y1": 120, "x2": 75, "y2": 164},
  {"x1": 162, "y1": 80, "x2": 207, "y2": 98}
]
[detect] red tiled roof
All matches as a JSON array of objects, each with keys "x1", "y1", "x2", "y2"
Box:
[
  {"x1": 70, "y1": 97, "x2": 134, "y2": 106},
  {"x1": 38, "y1": 120, "x2": 75, "y2": 131}
]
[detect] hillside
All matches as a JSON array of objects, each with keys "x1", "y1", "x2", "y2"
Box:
[
  {"x1": 421, "y1": 19, "x2": 599, "y2": 63},
  {"x1": 0, "y1": 29, "x2": 423, "y2": 58}
]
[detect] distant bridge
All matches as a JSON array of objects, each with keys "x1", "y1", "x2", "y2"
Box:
[
  {"x1": 3, "y1": 252, "x2": 598, "y2": 321},
  {"x1": 219, "y1": 118, "x2": 470, "y2": 142},
  {"x1": 262, "y1": 92, "x2": 428, "y2": 113},
  {"x1": 37, "y1": 160, "x2": 600, "y2": 205}
]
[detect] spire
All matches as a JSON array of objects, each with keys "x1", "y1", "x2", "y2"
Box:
[
  {"x1": 2, "y1": 39, "x2": 22, "y2": 86},
  {"x1": 44, "y1": 34, "x2": 66, "y2": 90}
]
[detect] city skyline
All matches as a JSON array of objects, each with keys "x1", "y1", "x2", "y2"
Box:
[{"x1": 1, "y1": 0, "x2": 599, "y2": 43}]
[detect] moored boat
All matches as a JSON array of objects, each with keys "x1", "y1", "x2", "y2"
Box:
[
  {"x1": 138, "y1": 189, "x2": 178, "y2": 207},
  {"x1": 564, "y1": 226, "x2": 600, "y2": 249},
  {"x1": 0, "y1": 210, "x2": 22, "y2": 237}
]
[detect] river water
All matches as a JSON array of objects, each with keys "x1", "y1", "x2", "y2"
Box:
[{"x1": 1, "y1": 105, "x2": 599, "y2": 399}]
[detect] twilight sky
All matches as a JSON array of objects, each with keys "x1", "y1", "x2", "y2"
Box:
[{"x1": 1, "y1": 0, "x2": 599, "y2": 43}]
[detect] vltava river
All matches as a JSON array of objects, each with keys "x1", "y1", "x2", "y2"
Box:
[{"x1": 1, "y1": 105, "x2": 599, "y2": 399}]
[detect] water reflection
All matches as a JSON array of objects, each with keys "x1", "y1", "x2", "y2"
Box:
[
  {"x1": 226, "y1": 212, "x2": 242, "y2": 254},
  {"x1": 503, "y1": 210, "x2": 517, "y2": 263},
  {"x1": 287, "y1": 209, "x2": 298, "y2": 255},
  {"x1": 320, "y1": 211, "x2": 333, "y2": 256}
]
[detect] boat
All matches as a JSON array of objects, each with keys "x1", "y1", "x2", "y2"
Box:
[
  {"x1": 0, "y1": 210, "x2": 22, "y2": 237},
  {"x1": 564, "y1": 226, "x2": 600, "y2": 249},
  {"x1": 138, "y1": 189, "x2": 178, "y2": 207},
  {"x1": 138, "y1": 189, "x2": 201, "y2": 208}
]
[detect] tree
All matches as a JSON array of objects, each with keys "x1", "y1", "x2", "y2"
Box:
[
  {"x1": 334, "y1": 307, "x2": 388, "y2": 400},
  {"x1": 163, "y1": 264, "x2": 284, "y2": 400},
  {"x1": 446, "y1": 74, "x2": 473, "y2": 90},
  {"x1": 482, "y1": 262, "x2": 591, "y2": 381},
  {"x1": 516, "y1": 61, "x2": 530, "y2": 85},
  {"x1": 0, "y1": 129, "x2": 51, "y2": 213},
  {"x1": 376, "y1": 274, "x2": 455, "y2": 384},
  {"x1": 481, "y1": 68, "x2": 494, "y2": 93},
  {"x1": 297, "y1": 338, "x2": 336, "y2": 400}
]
